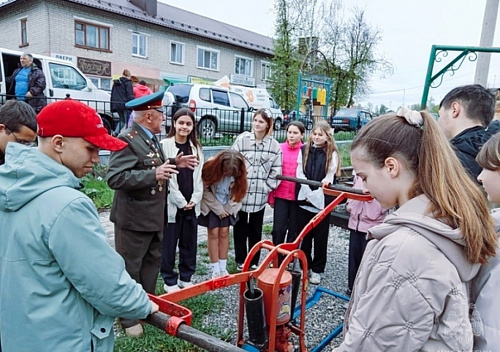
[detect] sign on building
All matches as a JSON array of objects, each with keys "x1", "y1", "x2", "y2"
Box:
[{"x1": 77, "y1": 57, "x2": 111, "y2": 77}]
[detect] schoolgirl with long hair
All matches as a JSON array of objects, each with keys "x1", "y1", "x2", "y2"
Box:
[
  {"x1": 333, "y1": 108, "x2": 497, "y2": 351},
  {"x1": 296, "y1": 120, "x2": 341, "y2": 285},
  {"x1": 232, "y1": 108, "x2": 282, "y2": 270},
  {"x1": 269, "y1": 121, "x2": 305, "y2": 247},
  {"x1": 199, "y1": 150, "x2": 248, "y2": 278},
  {"x1": 160, "y1": 108, "x2": 204, "y2": 293}
]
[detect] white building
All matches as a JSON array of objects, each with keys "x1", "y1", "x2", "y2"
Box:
[{"x1": 0, "y1": 0, "x2": 274, "y2": 90}]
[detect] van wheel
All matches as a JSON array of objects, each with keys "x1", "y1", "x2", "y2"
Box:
[
  {"x1": 102, "y1": 118, "x2": 113, "y2": 134},
  {"x1": 274, "y1": 118, "x2": 282, "y2": 130},
  {"x1": 198, "y1": 119, "x2": 216, "y2": 139}
]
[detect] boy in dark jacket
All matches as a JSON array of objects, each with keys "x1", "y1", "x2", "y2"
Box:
[{"x1": 111, "y1": 69, "x2": 134, "y2": 135}]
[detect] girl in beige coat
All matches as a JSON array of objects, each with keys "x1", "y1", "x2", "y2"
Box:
[
  {"x1": 199, "y1": 150, "x2": 247, "y2": 278},
  {"x1": 333, "y1": 108, "x2": 497, "y2": 351}
]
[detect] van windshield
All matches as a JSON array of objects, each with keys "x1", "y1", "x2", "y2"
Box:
[{"x1": 49, "y1": 63, "x2": 87, "y2": 90}]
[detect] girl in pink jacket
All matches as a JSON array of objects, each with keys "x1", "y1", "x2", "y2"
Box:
[{"x1": 269, "y1": 121, "x2": 305, "y2": 247}]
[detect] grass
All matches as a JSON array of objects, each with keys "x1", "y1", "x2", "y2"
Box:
[
  {"x1": 114, "y1": 291, "x2": 231, "y2": 352},
  {"x1": 81, "y1": 173, "x2": 114, "y2": 210},
  {"x1": 199, "y1": 134, "x2": 237, "y2": 146}
]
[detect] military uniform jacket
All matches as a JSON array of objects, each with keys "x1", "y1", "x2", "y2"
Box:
[{"x1": 107, "y1": 122, "x2": 167, "y2": 232}]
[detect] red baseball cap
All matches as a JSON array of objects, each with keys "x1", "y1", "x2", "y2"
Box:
[{"x1": 37, "y1": 99, "x2": 127, "y2": 151}]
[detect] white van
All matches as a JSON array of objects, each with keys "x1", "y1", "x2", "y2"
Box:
[
  {"x1": 226, "y1": 85, "x2": 285, "y2": 130},
  {"x1": 0, "y1": 47, "x2": 116, "y2": 132}
]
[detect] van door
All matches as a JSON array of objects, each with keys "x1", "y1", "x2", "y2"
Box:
[
  {"x1": 210, "y1": 89, "x2": 239, "y2": 133},
  {"x1": 229, "y1": 91, "x2": 252, "y2": 132},
  {"x1": 47, "y1": 62, "x2": 96, "y2": 102}
]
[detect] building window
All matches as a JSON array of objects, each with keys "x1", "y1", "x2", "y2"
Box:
[
  {"x1": 132, "y1": 32, "x2": 147, "y2": 57},
  {"x1": 261, "y1": 61, "x2": 271, "y2": 81},
  {"x1": 197, "y1": 46, "x2": 219, "y2": 71},
  {"x1": 235, "y1": 56, "x2": 253, "y2": 76},
  {"x1": 75, "y1": 21, "x2": 110, "y2": 51},
  {"x1": 89, "y1": 77, "x2": 112, "y2": 92},
  {"x1": 170, "y1": 41, "x2": 184, "y2": 65},
  {"x1": 20, "y1": 18, "x2": 28, "y2": 47}
]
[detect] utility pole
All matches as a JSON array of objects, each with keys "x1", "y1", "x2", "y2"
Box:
[{"x1": 474, "y1": 0, "x2": 500, "y2": 87}]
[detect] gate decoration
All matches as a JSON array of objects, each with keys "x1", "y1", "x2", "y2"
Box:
[
  {"x1": 296, "y1": 50, "x2": 331, "y2": 121},
  {"x1": 421, "y1": 45, "x2": 500, "y2": 109}
]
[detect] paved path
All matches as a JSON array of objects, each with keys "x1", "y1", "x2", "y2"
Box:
[{"x1": 99, "y1": 206, "x2": 275, "y2": 248}]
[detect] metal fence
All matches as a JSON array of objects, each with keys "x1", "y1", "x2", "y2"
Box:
[{"x1": 0, "y1": 93, "x2": 119, "y2": 133}]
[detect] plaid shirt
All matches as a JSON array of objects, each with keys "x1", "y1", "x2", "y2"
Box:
[{"x1": 232, "y1": 131, "x2": 282, "y2": 213}]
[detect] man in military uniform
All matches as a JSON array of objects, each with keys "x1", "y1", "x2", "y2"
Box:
[{"x1": 106, "y1": 89, "x2": 198, "y2": 337}]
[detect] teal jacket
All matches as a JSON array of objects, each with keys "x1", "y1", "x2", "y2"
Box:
[{"x1": 0, "y1": 143, "x2": 152, "y2": 352}]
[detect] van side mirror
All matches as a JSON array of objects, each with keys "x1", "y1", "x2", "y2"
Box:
[{"x1": 248, "y1": 106, "x2": 255, "y2": 112}]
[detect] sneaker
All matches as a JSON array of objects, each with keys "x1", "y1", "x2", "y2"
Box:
[
  {"x1": 124, "y1": 323, "x2": 143, "y2": 338},
  {"x1": 309, "y1": 271, "x2": 321, "y2": 285},
  {"x1": 219, "y1": 269, "x2": 229, "y2": 276},
  {"x1": 163, "y1": 283, "x2": 180, "y2": 293},
  {"x1": 250, "y1": 264, "x2": 258, "y2": 270},
  {"x1": 211, "y1": 270, "x2": 221, "y2": 279},
  {"x1": 236, "y1": 263, "x2": 244, "y2": 272},
  {"x1": 178, "y1": 280, "x2": 193, "y2": 289}
]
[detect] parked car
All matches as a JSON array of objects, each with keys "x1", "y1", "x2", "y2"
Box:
[
  {"x1": 164, "y1": 83, "x2": 256, "y2": 138},
  {"x1": 282, "y1": 110, "x2": 314, "y2": 130},
  {"x1": 329, "y1": 108, "x2": 372, "y2": 132}
]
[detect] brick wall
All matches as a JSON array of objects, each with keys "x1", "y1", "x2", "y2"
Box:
[{"x1": 0, "y1": 0, "x2": 272, "y2": 85}]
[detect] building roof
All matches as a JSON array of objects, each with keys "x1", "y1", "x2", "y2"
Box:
[{"x1": 0, "y1": 0, "x2": 274, "y2": 55}]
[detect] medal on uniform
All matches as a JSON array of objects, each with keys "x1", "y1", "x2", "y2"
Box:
[
  {"x1": 151, "y1": 188, "x2": 156, "y2": 195},
  {"x1": 147, "y1": 152, "x2": 154, "y2": 157}
]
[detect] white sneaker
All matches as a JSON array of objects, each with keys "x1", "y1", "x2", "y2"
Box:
[
  {"x1": 178, "y1": 280, "x2": 193, "y2": 289},
  {"x1": 211, "y1": 270, "x2": 220, "y2": 279},
  {"x1": 164, "y1": 283, "x2": 180, "y2": 293},
  {"x1": 219, "y1": 269, "x2": 229, "y2": 276},
  {"x1": 309, "y1": 271, "x2": 321, "y2": 285}
]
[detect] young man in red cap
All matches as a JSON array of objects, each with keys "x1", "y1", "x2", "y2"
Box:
[
  {"x1": 0, "y1": 99, "x2": 159, "y2": 352},
  {"x1": 107, "y1": 89, "x2": 199, "y2": 337}
]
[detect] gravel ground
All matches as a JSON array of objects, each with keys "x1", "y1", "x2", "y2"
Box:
[{"x1": 191, "y1": 210, "x2": 351, "y2": 351}]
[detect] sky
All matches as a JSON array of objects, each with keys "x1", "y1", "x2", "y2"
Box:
[{"x1": 162, "y1": 0, "x2": 500, "y2": 110}]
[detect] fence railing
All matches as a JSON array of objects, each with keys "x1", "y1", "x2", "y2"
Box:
[{"x1": 0, "y1": 93, "x2": 118, "y2": 133}]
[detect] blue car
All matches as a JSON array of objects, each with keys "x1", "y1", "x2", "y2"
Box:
[{"x1": 329, "y1": 108, "x2": 372, "y2": 132}]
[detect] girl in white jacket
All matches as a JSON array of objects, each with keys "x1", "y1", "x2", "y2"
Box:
[
  {"x1": 334, "y1": 108, "x2": 497, "y2": 351},
  {"x1": 160, "y1": 108, "x2": 204, "y2": 293}
]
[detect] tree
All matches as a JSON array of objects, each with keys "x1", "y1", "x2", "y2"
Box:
[
  {"x1": 268, "y1": 0, "x2": 302, "y2": 110},
  {"x1": 270, "y1": 1, "x2": 392, "y2": 114},
  {"x1": 328, "y1": 8, "x2": 392, "y2": 110},
  {"x1": 378, "y1": 104, "x2": 388, "y2": 115}
]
